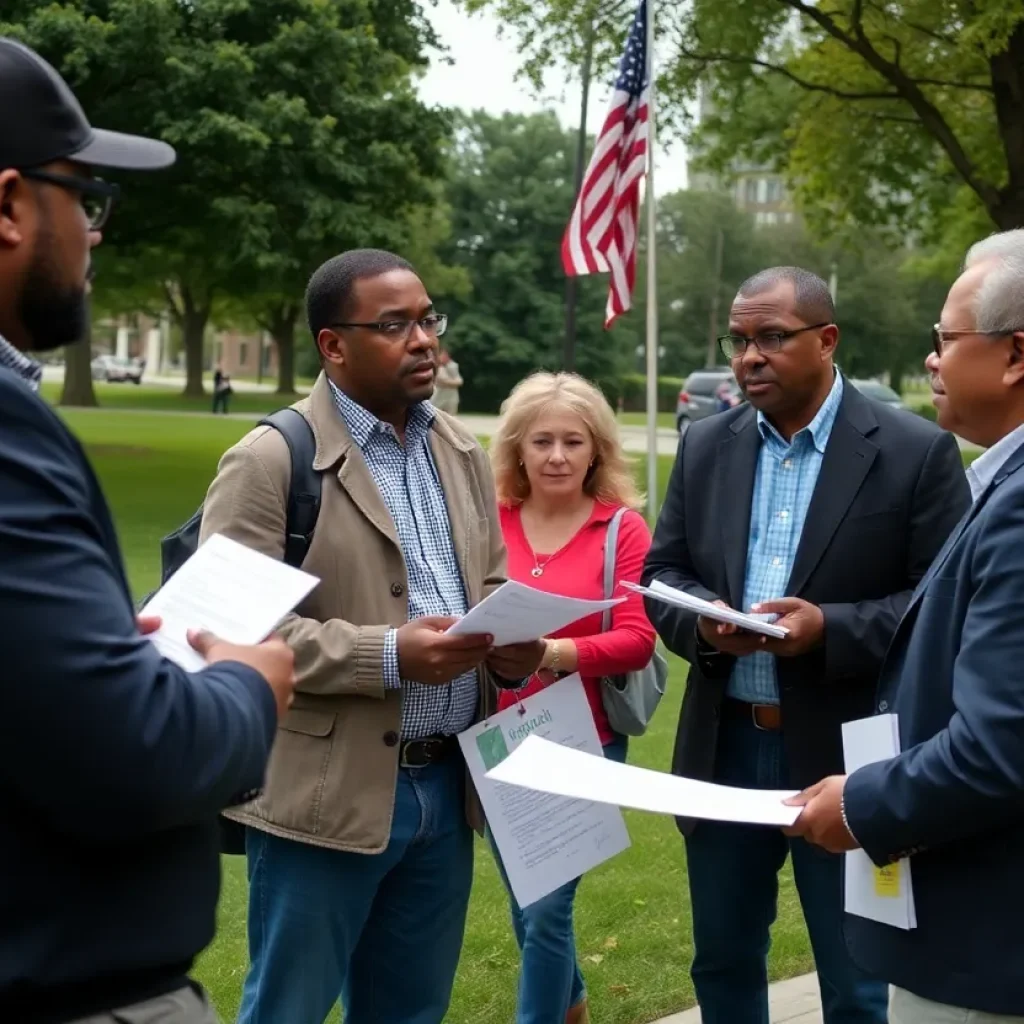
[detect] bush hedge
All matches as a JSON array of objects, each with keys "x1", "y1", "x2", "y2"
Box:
[{"x1": 598, "y1": 374, "x2": 685, "y2": 414}]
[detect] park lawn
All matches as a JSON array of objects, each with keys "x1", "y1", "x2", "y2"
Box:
[
  {"x1": 618, "y1": 411, "x2": 676, "y2": 430},
  {"x1": 56, "y1": 407, "x2": 822, "y2": 1023},
  {"x1": 41, "y1": 380, "x2": 295, "y2": 418}
]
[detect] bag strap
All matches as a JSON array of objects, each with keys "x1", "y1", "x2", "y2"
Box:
[
  {"x1": 601, "y1": 507, "x2": 628, "y2": 633},
  {"x1": 258, "y1": 408, "x2": 322, "y2": 568}
]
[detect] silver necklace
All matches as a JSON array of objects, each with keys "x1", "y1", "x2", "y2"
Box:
[{"x1": 530, "y1": 550, "x2": 564, "y2": 578}]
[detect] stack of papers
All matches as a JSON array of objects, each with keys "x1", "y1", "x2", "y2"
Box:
[
  {"x1": 842, "y1": 714, "x2": 917, "y2": 930},
  {"x1": 623, "y1": 579, "x2": 789, "y2": 638}
]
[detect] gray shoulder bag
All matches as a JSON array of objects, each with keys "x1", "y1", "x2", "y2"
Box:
[{"x1": 599, "y1": 507, "x2": 669, "y2": 737}]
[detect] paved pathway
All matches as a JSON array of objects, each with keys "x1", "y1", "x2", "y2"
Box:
[
  {"x1": 654, "y1": 973, "x2": 822, "y2": 1023},
  {"x1": 45, "y1": 368, "x2": 980, "y2": 456}
]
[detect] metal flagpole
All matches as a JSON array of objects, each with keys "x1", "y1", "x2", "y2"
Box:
[{"x1": 644, "y1": 0, "x2": 659, "y2": 526}]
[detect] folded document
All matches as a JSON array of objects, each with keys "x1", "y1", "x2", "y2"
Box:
[{"x1": 623, "y1": 579, "x2": 789, "y2": 639}]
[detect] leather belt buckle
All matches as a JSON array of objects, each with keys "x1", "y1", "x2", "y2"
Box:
[
  {"x1": 750, "y1": 703, "x2": 782, "y2": 731},
  {"x1": 399, "y1": 735, "x2": 454, "y2": 769}
]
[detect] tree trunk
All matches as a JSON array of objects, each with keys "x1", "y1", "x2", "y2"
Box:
[
  {"x1": 59, "y1": 304, "x2": 98, "y2": 407},
  {"x1": 174, "y1": 284, "x2": 211, "y2": 398},
  {"x1": 269, "y1": 304, "x2": 299, "y2": 395},
  {"x1": 889, "y1": 367, "x2": 904, "y2": 396},
  {"x1": 181, "y1": 311, "x2": 207, "y2": 397}
]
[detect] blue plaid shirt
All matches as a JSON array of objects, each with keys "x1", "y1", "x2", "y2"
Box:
[
  {"x1": 329, "y1": 383, "x2": 478, "y2": 739},
  {"x1": 0, "y1": 335, "x2": 42, "y2": 391},
  {"x1": 728, "y1": 371, "x2": 844, "y2": 705}
]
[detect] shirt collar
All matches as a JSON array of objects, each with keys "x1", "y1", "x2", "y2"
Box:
[
  {"x1": 966, "y1": 421, "x2": 1024, "y2": 501},
  {"x1": 0, "y1": 333, "x2": 43, "y2": 392},
  {"x1": 757, "y1": 370, "x2": 844, "y2": 454},
  {"x1": 327, "y1": 379, "x2": 435, "y2": 449}
]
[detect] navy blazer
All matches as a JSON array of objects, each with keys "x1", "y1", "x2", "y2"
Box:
[
  {"x1": 844, "y1": 438, "x2": 1024, "y2": 1015},
  {"x1": 642, "y1": 382, "x2": 971, "y2": 833},
  {"x1": 0, "y1": 369, "x2": 277, "y2": 1023}
]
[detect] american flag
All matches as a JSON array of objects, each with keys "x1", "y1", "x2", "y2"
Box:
[{"x1": 561, "y1": 0, "x2": 650, "y2": 328}]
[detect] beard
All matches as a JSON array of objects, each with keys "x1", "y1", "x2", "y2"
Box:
[{"x1": 18, "y1": 232, "x2": 89, "y2": 353}]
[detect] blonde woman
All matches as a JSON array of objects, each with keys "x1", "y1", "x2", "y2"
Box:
[{"x1": 489, "y1": 372, "x2": 657, "y2": 1024}]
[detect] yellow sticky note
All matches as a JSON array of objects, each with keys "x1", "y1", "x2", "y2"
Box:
[{"x1": 874, "y1": 863, "x2": 901, "y2": 898}]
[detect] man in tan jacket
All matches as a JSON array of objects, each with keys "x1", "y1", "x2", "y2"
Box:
[{"x1": 199, "y1": 248, "x2": 542, "y2": 1024}]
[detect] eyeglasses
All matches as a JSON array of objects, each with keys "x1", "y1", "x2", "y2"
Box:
[
  {"x1": 331, "y1": 313, "x2": 448, "y2": 342},
  {"x1": 931, "y1": 324, "x2": 1018, "y2": 357},
  {"x1": 20, "y1": 168, "x2": 120, "y2": 230},
  {"x1": 718, "y1": 322, "x2": 831, "y2": 361}
]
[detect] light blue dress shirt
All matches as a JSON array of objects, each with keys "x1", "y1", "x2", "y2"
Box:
[{"x1": 728, "y1": 372, "x2": 844, "y2": 705}]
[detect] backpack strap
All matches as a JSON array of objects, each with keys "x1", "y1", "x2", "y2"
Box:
[
  {"x1": 258, "y1": 408, "x2": 321, "y2": 569},
  {"x1": 601, "y1": 507, "x2": 628, "y2": 633}
]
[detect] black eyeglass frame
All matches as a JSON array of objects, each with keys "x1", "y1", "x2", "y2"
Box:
[
  {"x1": 330, "y1": 313, "x2": 449, "y2": 341},
  {"x1": 19, "y1": 168, "x2": 120, "y2": 230},
  {"x1": 718, "y1": 321, "x2": 832, "y2": 361}
]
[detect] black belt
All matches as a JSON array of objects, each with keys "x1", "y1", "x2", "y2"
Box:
[
  {"x1": 399, "y1": 734, "x2": 459, "y2": 768},
  {"x1": 723, "y1": 697, "x2": 782, "y2": 732}
]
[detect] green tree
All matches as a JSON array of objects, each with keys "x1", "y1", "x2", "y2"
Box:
[
  {"x1": 434, "y1": 111, "x2": 632, "y2": 413},
  {"x1": 463, "y1": 0, "x2": 1024, "y2": 250},
  {"x1": 4, "y1": 0, "x2": 453, "y2": 399}
]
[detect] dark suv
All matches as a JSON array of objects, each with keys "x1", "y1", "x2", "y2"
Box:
[{"x1": 676, "y1": 370, "x2": 741, "y2": 435}]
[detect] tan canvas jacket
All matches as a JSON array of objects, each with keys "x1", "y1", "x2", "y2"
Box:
[{"x1": 198, "y1": 373, "x2": 507, "y2": 853}]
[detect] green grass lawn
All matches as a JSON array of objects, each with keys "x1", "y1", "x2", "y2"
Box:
[
  {"x1": 42, "y1": 381, "x2": 294, "y2": 417},
  {"x1": 54, "y1": 407, "x2": 822, "y2": 1023},
  {"x1": 617, "y1": 411, "x2": 676, "y2": 430}
]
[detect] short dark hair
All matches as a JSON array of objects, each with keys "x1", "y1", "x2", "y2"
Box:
[
  {"x1": 736, "y1": 266, "x2": 835, "y2": 325},
  {"x1": 305, "y1": 248, "x2": 415, "y2": 341}
]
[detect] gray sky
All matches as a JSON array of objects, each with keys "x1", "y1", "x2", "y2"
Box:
[{"x1": 416, "y1": 0, "x2": 689, "y2": 195}]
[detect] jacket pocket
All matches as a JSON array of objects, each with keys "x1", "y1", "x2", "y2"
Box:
[{"x1": 258, "y1": 710, "x2": 337, "y2": 836}]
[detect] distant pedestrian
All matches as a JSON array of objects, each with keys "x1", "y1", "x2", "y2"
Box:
[
  {"x1": 432, "y1": 346, "x2": 463, "y2": 415},
  {"x1": 212, "y1": 363, "x2": 231, "y2": 414}
]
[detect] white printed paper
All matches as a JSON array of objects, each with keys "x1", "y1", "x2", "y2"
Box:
[
  {"x1": 140, "y1": 533, "x2": 319, "y2": 671},
  {"x1": 487, "y1": 734, "x2": 802, "y2": 827},
  {"x1": 460, "y1": 674, "x2": 630, "y2": 908},
  {"x1": 447, "y1": 579, "x2": 624, "y2": 647},
  {"x1": 623, "y1": 580, "x2": 789, "y2": 638},
  {"x1": 842, "y1": 714, "x2": 917, "y2": 929}
]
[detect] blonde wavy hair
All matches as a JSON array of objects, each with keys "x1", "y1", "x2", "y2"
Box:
[{"x1": 491, "y1": 372, "x2": 644, "y2": 510}]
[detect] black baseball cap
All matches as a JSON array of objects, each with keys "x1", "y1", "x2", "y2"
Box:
[{"x1": 0, "y1": 37, "x2": 175, "y2": 171}]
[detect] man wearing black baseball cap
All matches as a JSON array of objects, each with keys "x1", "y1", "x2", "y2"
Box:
[{"x1": 0, "y1": 38, "x2": 297, "y2": 1024}]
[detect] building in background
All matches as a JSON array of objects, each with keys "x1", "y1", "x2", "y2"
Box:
[{"x1": 687, "y1": 85, "x2": 795, "y2": 226}]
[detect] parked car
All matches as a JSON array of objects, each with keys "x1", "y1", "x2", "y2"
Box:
[
  {"x1": 91, "y1": 354, "x2": 143, "y2": 384},
  {"x1": 676, "y1": 369, "x2": 742, "y2": 434},
  {"x1": 849, "y1": 378, "x2": 906, "y2": 410}
]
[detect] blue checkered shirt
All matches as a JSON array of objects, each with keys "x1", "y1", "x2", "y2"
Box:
[
  {"x1": 329, "y1": 383, "x2": 477, "y2": 739},
  {"x1": 0, "y1": 335, "x2": 42, "y2": 391},
  {"x1": 728, "y1": 371, "x2": 844, "y2": 705}
]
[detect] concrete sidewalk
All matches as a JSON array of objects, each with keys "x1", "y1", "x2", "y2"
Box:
[{"x1": 654, "y1": 973, "x2": 822, "y2": 1023}]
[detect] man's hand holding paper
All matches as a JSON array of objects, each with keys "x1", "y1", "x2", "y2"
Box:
[
  {"x1": 697, "y1": 599, "x2": 766, "y2": 656},
  {"x1": 396, "y1": 616, "x2": 493, "y2": 685}
]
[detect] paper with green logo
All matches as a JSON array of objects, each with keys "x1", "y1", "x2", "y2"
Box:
[{"x1": 459, "y1": 673, "x2": 630, "y2": 908}]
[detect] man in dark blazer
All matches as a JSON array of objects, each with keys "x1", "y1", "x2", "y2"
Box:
[
  {"x1": 0, "y1": 40, "x2": 295, "y2": 1024},
  {"x1": 790, "y1": 232, "x2": 1024, "y2": 1023},
  {"x1": 642, "y1": 266, "x2": 970, "y2": 1024}
]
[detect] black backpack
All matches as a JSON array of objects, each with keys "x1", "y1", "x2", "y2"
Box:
[
  {"x1": 150, "y1": 406, "x2": 323, "y2": 855},
  {"x1": 155, "y1": 407, "x2": 322, "y2": 591}
]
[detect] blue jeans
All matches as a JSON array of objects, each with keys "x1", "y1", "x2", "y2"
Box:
[
  {"x1": 685, "y1": 715, "x2": 888, "y2": 1024},
  {"x1": 236, "y1": 757, "x2": 473, "y2": 1024},
  {"x1": 491, "y1": 735, "x2": 628, "y2": 1024}
]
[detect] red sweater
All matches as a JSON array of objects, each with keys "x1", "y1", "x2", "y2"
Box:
[{"x1": 496, "y1": 500, "x2": 657, "y2": 744}]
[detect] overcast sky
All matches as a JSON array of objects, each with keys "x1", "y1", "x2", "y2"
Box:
[{"x1": 415, "y1": 0, "x2": 689, "y2": 195}]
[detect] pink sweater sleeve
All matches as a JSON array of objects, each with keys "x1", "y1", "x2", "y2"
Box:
[{"x1": 574, "y1": 510, "x2": 658, "y2": 677}]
